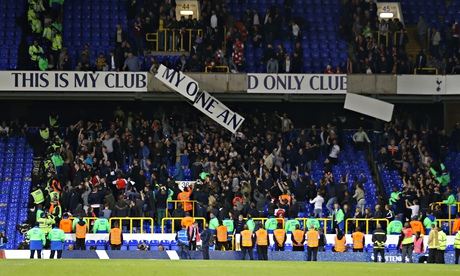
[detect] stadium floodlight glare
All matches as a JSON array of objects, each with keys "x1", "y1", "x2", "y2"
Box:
[
  {"x1": 180, "y1": 10, "x2": 194, "y2": 15},
  {"x1": 379, "y1": 12, "x2": 394, "y2": 19}
]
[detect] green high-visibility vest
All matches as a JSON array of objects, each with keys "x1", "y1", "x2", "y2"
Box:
[
  {"x1": 38, "y1": 57, "x2": 48, "y2": 71},
  {"x1": 285, "y1": 219, "x2": 300, "y2": 233},
  {"x1": 93, "y1": 218, "x2": 110, "y2": 233},
  {"x1": 51, "y1": 154, "x2": 64, "y2": 168},
  {"x1": 49, "y1": 191, "x2": 60, "y2": 202},
  {"x1": 222, "y1": 219, "x2": 234, "y2": 232},
  {"x1": 454, "y1": 232, "x2": 460, "y2": 249},
  {"x1": 307, "y1": 218, "x2": 320, "y2": 230},
  {"x1": 246, "y1": 219, "x2": 255, "y2": 231},
  {"x1": 48, "y1": 228, "x2": 65, "y2": 241},
  {"x1": 39, "y1": 128, "x2": 49, "y2": 140},
  {"x1": 264, "y1": 217, "x2": 278, "y2": 231},
  {"x1": 37, "y1": 217, "x2": 54, "y2": 234},
  {"x1": 27, "y1": 227, "x2": 46, "y2": 245},
  {"x1": 423, "y1": 217, "x2": 436, "y2": 230},
  {"x1": 49, "y1": 115, "x2": 58, "y2": 128},
  {"x1": 51, "y1": 33, "x2": 62, "y2": 51},
  {"x1": 438, "y1": 231, "x2": 447, "y2": 250},
  {"x1": 31, "y1": 189, "x2": 44, "y2": 204},
  {"x1": 209, "y1": 217, "x2": 219, "y2": 230}
]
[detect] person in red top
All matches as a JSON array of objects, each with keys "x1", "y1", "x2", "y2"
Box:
[{"x1": 232, "y1": 38, "x2": 244, "y2": 72}]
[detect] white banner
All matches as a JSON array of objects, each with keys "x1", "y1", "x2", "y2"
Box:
[
  {"x1": 344, "y1": 93, "x2": 394, "y2": 122},
  {"x1": 247, "y1": 73, "x2": 347, "y2": 94},
  {"x1": 0, "y1": 71, "x2": 148, "y2": 92},
  {"x1": 397, "y1": 75, "x2": 446, "y2": 95},
  {"x1": 446, "y1": 75, "x2": 460, "y2": 95},
  {"x1": 175, "y1": 180, "x2": 196, "y2": 191},
  {"x1": 155, "y1": 64, "x2": 245, "y2": 133}
]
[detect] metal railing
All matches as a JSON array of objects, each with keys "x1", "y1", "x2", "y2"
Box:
[
  {"x1": 414, "y1": 67, "x2": 438, "y2": 75},
  {"x1": 345, "y1": 218, "x2": 389, "y2": 234},
  {"x1": 146, "y1": 28, "x2": 203, "y2": 52},
  {"x1": 161, "y1": 217, "x2": 206, "y2": 233},
  {"x1": 437, "y1": 219, "x2": 457, "y2": 235},
  {"x1": 109, "y1": 217, "x2": 154, "y2": 234},
  {"x1": 205, "y1": 65, "x2": 229, "y2": 73},
  {"x1": 166, "y1": 200, "x2": 197, "y2": 217},
  {"x1": 432, "y1": 202, "x2": 460, "y2": 220},
  {"x1": 295, "y1": 218, "x2": 332, "y2": 234}
]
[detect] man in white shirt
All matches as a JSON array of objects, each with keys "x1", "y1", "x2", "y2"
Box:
[
  {"x1": 327, "y1": 139, "x2": 340, "y2": 165},
  {"x1": 406, "y1": 199, "x2": 420, "y2": 218},
  {"x1": 352, "y1": 127, "x2": 371, "y2": 151},
  {"x1": 310, "y1": 192, "x2": 325, "y2": 218}
]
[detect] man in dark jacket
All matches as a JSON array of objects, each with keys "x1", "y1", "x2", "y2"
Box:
[
  {"x1": 200, "y1": 223, "x2": 213, "y2": 260},
  {"x1": 372, "y1": 223, "x2": 387, "y2": 262}
]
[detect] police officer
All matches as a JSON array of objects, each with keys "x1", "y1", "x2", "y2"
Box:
[
  {"x1": 255, "y1": 224, "x2": 269, "y2": 260},
  {"x1": 372, "y1": 223, "x2": 387, "y2": 262},
  {"x1": 200, "y1": 223, "x2": 213, "y2": 260},
  {"x1": 48, "y1": 224, "x2": 65, "y2": 259},
  {"x1": 176, "y1": 225, "x2": 191, "y2": 259},
  {"x1": 240, "y1": 225, "x2": 255, "y2": 260},
  {"x1": 454, "y1": 229, "x2": 460, "y2": 264},
  {"x1": 27, "y1": 223, "x2": 46, "y2": 259}
]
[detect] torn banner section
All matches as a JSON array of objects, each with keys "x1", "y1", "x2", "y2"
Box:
[{"x1": 155, "y1": 64, "x2": 244, "y2": 133}]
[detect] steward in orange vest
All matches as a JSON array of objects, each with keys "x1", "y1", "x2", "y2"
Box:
[
  {"x1": 177, "y1": 188, "x2": 193, "y2": 212},
  {"x1": 74, "y1": 219, "x2": 88, "y2": 250},
  {"x1": 306, "y1": 226, "x2": 320, "y2": 261},
  {"x1": 216, "y1": 223, "x2": 228, "y2": 251},
  {"x1": 240, "y1": 225, "x2": 255, "y2": 260},
  {"x1": 273, "y1": 226, "x2": 287, "y2": 251},
  {"x1": 59, "y1": 215, "x2": 72, "y2": 233},
  {"x1": 256, "y1": 225, "x2": 269, "y2": 260},
  {"x1": 333, "y1": 230, "x2": 346, "y2": 252},
  {"x1": 109, "y1": 222, "x2": 123, "y2": 250},
  {"x1": 351, "y1": 227, "x2": 365, "y2": 252},
  {"x1": 291, "y1": 225, "x2": 305, "y2": 251},
  {"x1": 410, "y1": 218, "x2": 425, "y2": 235}
]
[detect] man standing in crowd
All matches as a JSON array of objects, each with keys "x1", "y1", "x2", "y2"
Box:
[
  {"x1": 273, "y1": 225, "x2": 287, "y2": 251},
  {"x1": 306, "y1": 225, "x2": 319, "y2": 261},
  {"x1": 292, "y1": 224, "x2": 305, "y2": 251},
  {"x1": 48, "y1": 224, "x2": 65, "y2": 259},
  {"x1": 240, "y1": 225, "x2": 255, "y2": 260},
  {"x1": 256, "y1": 224, "x2": 269, "y2": 260},
  {"x1": 27, "y1": 223, "x2": 46, "y2": 259},
  {"x1": 427, "y1": 224, "x2": 439, "y2": 263},
  {"x1": 372, "y1": 223, "x2": 387, "y2": 262},
  {"x1": 109, "y1": 221, "x2": 123, "y2": 250},
  {"x1": 200, "y1": 224, "x2": 212, "y2": 260},
  {"x1": 399, "y1": 222, "x2": 414, "y2": 263},
  {"x1": 187, "y1": 221, "x2": 200, "y2": 251}
]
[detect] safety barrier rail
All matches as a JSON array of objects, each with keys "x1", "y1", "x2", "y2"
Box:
[
  {"x1": 205, "y1": 66, "x2": 229, "y2": 73},
  {"x1": 345, "y1": 218, "x2": 389, "y2": 234},
  {"x1": 70, "y1": 217, "x2": 98, "y2": 229},
  {"x1": 436, "y1": 219, "x2": 458, "y2": 235},
  {"x1": 295, "y1": 218, "x2": 332, "y2": 234},
  {"x1": 373, "y1": 30, "x2": 406, "y2": 48},
  {"x1": 166, "y1": 200, "x2": 198, "y2": 217},
  {"x1": 414, "y1": 67, "x2": 438, "y2": 75},
  {"x1": 161, "y1": 217, "x2": 207, "y2": 233},
  {"x1": 109, "y1": 217, "x2": 154, "y2": 234},
  {"x1": 432, "y1": 202, "x2": 460, "y2": 220},
  {"x1": 146, "y1": 28, "x2": 203, "y2": 52}
]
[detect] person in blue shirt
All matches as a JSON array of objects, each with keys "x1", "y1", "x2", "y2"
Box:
[{"x1": 176, "y1": 225, "x2": 191, "y2": 259}]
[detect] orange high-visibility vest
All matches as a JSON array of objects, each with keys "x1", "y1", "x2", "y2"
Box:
[
  {"x1": 216, "y1": 225, "x2": 228, "y2": 242},
  {"x1": 241, "y1": 230, "x2": 253, "y2": 247},
  {"x1": 181, "y1": 217, "x2": 194, "y2": 228},
  {"x1": 273, "y1": 229, "x2": 286, "y2": 246},
  {"x1": 293, "y1": 229, "x2": 305, "y2": 246},
  {"x1": 177, "y1": 191, "x2": 192, "y2": 212},
  {"x1": 59, "y1": 218, "x2": 72, "y2": 233},
  {"x1": 307, "y1": 229, "x2": 319, "y2": 247},
  {"x1": 110, "y1": 228, "x2": 122, "y2": 245},
  {"x1": 334, "y1": 236, "x2": 346, "y2": 252},
  {"x1": 352, "y1": 231, "x2": 364, "y2": 249},
  {"x1": 453, "y1": 219, "x2": 460, "y2": 233},
  {"x1": 75, "y1": 224, "x2": 87, "y2": 239},
  {"x1": 256, "y1": 229, "x2": 268, "y2": 246}
]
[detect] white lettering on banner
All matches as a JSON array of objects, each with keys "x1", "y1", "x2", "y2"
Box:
[
  {"x1": 247, "y1": 73, "x2": 347, "y2": 94},
  {"x1": 397, "y1": 75, "x2": 446, "y2": 95},
  {"x1": 155, "y1": 64, "x2": 245, "y2": 133},
  {"x1": 0, "y1": 71, "x2": 148, "y2": 91},
  {"x1": 175, "y1": 181, "x2": 196, "y2": 191}
]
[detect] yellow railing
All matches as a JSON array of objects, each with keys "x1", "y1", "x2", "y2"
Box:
[
  {"x1": 146, "y1": 29, "x2": 203, "y2": 52},
  {"x1": 166, "y1": 200, "x2": 197, "y2": 217},
  {"x1": 345, "y1": 218, "x2": 389, "y2": 234},
  {"x1": 108, "y1": 217, "x2": 154, "y2": 234},
  {"x1": 205, "y1": 65, "x2": 229, "y2": 73},
  {"x1": 70, "y1": 217, "x2": 98, "y2": 229},
  {"x1": 432, "y1": 202, "x2": 460, "y2": 220},
  {"x1": 437, "y1": 219, "x2": 457, "y2": 235},
  {"x1": 161, "y1": 217, "x2": 206, "y2": 233},
  {"x1": 414, "y1": 67, "x2": 438, "y2": 75},
  {"x1": 295, "y1": 218, "x2": 332, "y2": 234}
]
